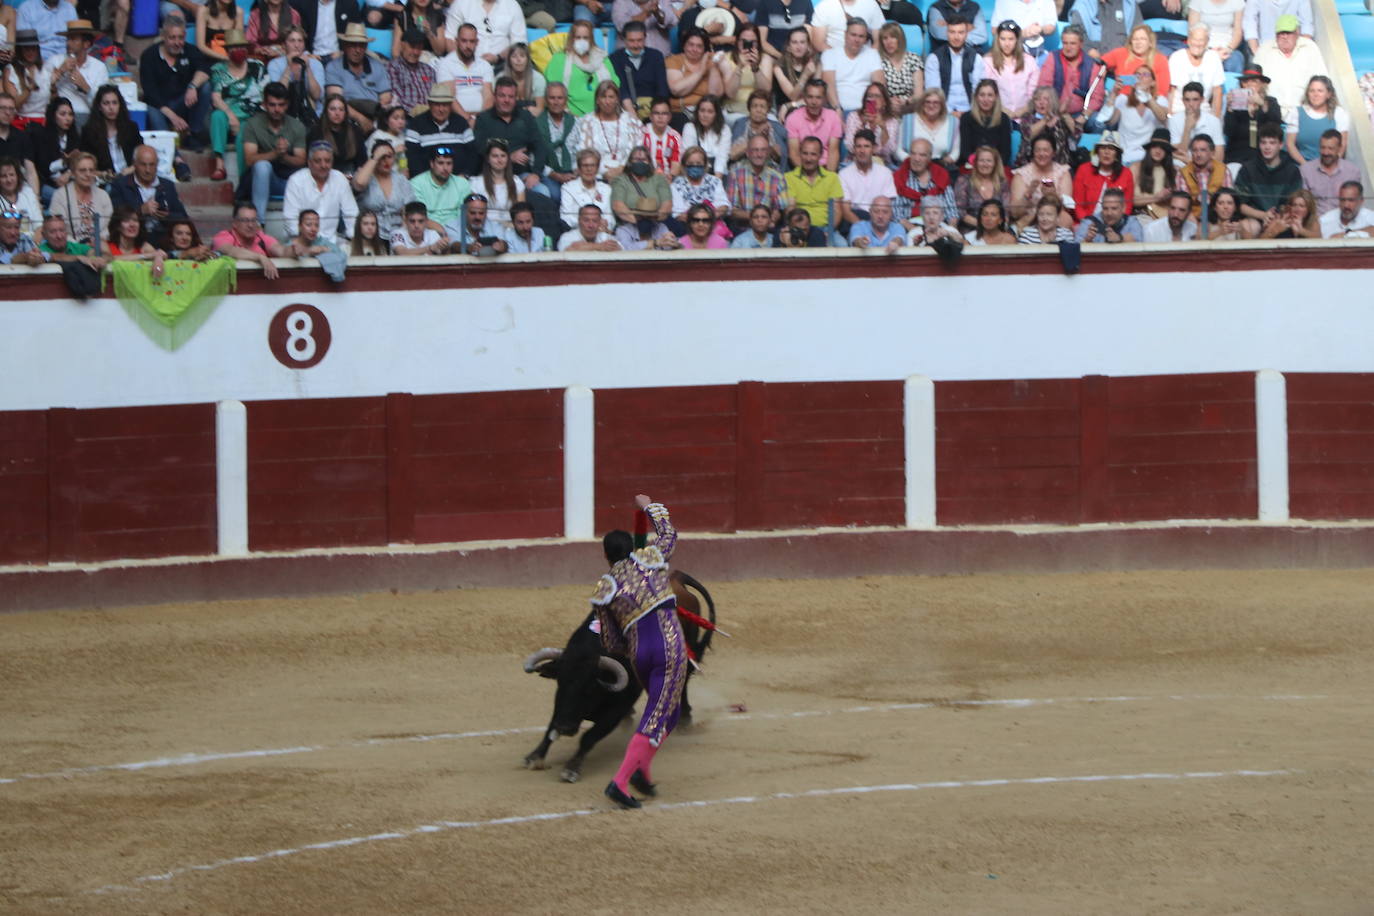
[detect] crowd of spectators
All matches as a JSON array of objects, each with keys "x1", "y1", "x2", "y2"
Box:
[{"x1": 2, "y1": 0, "x2": 1373, "y2": 273}]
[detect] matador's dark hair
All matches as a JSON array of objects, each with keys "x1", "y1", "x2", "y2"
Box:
[{"x1": 603, "y1": 529, "x2": 633, "y2": 564}]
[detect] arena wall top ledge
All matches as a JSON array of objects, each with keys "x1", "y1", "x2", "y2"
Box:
[{"x1": 4, "y1": 241, "x2": 1374, "y2": 609}]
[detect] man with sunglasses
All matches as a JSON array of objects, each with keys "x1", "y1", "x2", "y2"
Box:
[
  {"x1": 447, "y1": 192, "x2": 509, "y2": 253},
  {"x1": 411, "y1": 145, "x2": 472, "y2": 224},
  {"x1": 0, "y1": 210, "x2": 46, "y2": 266}
]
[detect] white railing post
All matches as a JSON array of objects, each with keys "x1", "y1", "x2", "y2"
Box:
[
  {"x1": 564, "y1": 385, "x2": 595, "y2": 539},
  {"x1": 216, "y1": 399, "x2": 249, "y2": 555},
  {"x1": 1255, "y1": 369, "x2": 1290, "y2": 522},
  {"x1": 905, "y1": 374, "x2": 936, "y2": 528}
]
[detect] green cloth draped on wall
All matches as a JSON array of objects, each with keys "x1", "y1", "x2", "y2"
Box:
[{"x1": 112, "y1": 258, "x2": 237, "y2": 351}]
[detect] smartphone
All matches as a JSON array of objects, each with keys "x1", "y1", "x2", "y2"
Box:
[
  {"x1": 1227, "y1": 88, "x2": 1251, "y2": 111},
  {"x1": 863, "y1": 99, "x2": 877, "y2": 114}
]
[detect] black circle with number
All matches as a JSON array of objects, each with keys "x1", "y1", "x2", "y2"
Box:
[{"x1": 268, "y1": 304, "x2": 331, "y2": 369}]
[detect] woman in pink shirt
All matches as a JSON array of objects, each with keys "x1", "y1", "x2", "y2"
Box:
[
  {"x1": 679, "y1": 202, "x2": 729, "y2": 248},
  {"x1": 983, "y1": 21, "x2": 1039, "y2": 121}
]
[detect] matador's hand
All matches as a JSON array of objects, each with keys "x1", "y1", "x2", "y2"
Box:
[{"x1": 634, "y1": 493, "x2": 652, "y2": 509}]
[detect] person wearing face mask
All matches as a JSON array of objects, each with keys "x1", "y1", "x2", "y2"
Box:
[
  {"x1": 611, "y1": 144, "x2": 673, "y2": 231},
  {"x1": 611, "y1": 0, "x2": 676, "y2": 59},
  {"x1": 668, "y1": 145, "x2": 728, "y2": 235},
  {"x1": 610, "y1": 20, "x2": 670, "y2": 118},
  {"x1": 546, "y1": 20, "x2": 619, "y2": 117},
  {"x1": 208, "y1": 30, "x2": 268, "y2": 182}
]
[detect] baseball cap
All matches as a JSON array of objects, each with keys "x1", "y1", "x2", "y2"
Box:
[{"x1": 1275, "y1": 14, "x2": 1299, "y2": 32}]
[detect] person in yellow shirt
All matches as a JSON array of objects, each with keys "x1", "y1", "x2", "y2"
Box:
[{"x1": 784, "y1": 135, "x2": 844, "y2": 230}]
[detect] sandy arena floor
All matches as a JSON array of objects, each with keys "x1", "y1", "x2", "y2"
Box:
[{"x1": 1, "y1": 567, "x2": 1371, "y2": 915}]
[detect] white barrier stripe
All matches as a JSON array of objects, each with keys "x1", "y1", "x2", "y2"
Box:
[
  {"x1": 90, "y1": 767, "x2": 1300, "y2": 895},
  {"x1": 1, "y1": 694, "x2": 1337, "y2": 787}
]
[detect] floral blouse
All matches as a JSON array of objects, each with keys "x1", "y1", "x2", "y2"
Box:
[
  {"x1": 211, "y1": 59, "x2": 266, "y2": 117},
  {"x1": 881, "y1": 52, "x2": 923, "y2": 102}
]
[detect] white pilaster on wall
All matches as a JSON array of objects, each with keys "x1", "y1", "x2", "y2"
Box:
[
  {"x1": 216, "y1": 399, "x2": 249, "y2": 555},
  {"x1": 905, "y1": 375, "x2": 937, "y2": 528},
  {"x1": 564, "y1": 386, "x2": 596, "y2": 539},
  {"x1": 1255, "y1": 369, "x2": 1290, "y2": 522}
]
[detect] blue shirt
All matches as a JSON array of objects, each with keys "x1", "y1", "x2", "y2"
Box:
[
  {"x1": 1074, "y1": 213, "x2": 1144, "y2": 242},
  {"x1": 19, "y1": 0, "x2": 78, "y2": 61},
  {"x1": 730, "y1": 231, "x2": 778, "y2": 249},
  {"x1": 503, "y1": 226, "x2": 548, "y2": 252},
  {"x1": 0, "y1": 234, "x2": 41, "y2": 264},
  {"x1": 847, "y1": 220, "x2": 905, "y2": 247},
  {"x1": 323, "y1": 55, "x2": 391, "y2": 103}
]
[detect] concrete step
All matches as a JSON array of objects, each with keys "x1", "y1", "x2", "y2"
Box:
[{"x1": 178, "y1": 181, "x2": 236, "y2": 207}]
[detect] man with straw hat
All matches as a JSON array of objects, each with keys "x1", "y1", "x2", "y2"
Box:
[
  {"x1": 323, "y1": 23, "x2": 393, "y2": 130},
  {"x1": 41, "y1": 19, "x2": 107, "y2": 122}
]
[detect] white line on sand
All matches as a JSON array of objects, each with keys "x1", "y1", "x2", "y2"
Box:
[
  {"x1": 90, "y1": 767, "x2": 1300, "y2": 895},
  {"x1": 1, "y1": 695, "x2": 1335, "y2": 787}
]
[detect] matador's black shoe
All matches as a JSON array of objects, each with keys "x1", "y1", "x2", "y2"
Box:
[
  {"x1": 605, "y1": 781, "x2": 642, "y2": 809},
  {"x1": 630, "y1": 769, "x2": 657, "y2": 797}
]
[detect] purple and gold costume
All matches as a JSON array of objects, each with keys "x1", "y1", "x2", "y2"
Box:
[{"x1": 590, "y1": 502, "x2": 687, "y2": 747}]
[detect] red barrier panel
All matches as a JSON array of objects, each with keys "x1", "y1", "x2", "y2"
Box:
[
  {"x1": 594, "y1": 385, "x2": 739, "y2": 533},
  {"x1": 936, "y1": 378, "x2": 1083, "y2": 524},
  {"x1": 1287, "y1": 373, "x2": 1374, "y2": 520},
  {"x1": 1098, "y1": 373, "x2": 1257, "y2": 522},
  {"x1": 409, "y1": 390, "x2": 564, "y2": 542},
  {"x1": 755, "y1": 381, "x2": 904, "y2": 529},
  {"x1": 936, "y1": 373, "x2": 1257, "y2": 525},
  {"x1": 247, "y1": 397, "x2": 388, "y2": 551},
  {"x1": 47, "y1": 404, "x2": 217, "y2": 562},
  {"x1": 0, "y1": 411, "x2": 49, "y2": 564}
]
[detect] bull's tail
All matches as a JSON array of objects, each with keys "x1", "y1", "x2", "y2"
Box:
[{"x1": 674, "y1": 571, "x2": 716, "y2": 660}]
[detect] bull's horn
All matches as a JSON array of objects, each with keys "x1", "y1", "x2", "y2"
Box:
[
  {"x1": 523, "y1": 647, "x2": 563, "y2": 672},
  {"x1": 596, "y1": 656, "x2": 630, "y2": 692}
]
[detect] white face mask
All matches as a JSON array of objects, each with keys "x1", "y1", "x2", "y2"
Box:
[{"x1": 572, "y1": 38, "x2": 591, "y2": 55}]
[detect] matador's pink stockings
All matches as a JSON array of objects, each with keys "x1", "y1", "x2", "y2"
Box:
[{"x1": 612, "y1": 733, "x2": 657, "y2": 792}]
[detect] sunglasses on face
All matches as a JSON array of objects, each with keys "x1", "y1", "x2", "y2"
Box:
[{"x1": 689, "y1": 216, "x2": 712, "y2": 223}]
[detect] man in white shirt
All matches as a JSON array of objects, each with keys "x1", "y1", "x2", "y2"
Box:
[
  {"x1": 1169, "y1": 81, "x2": 1224, "y2": 160},
  {"x1": 434, "y1": 22, "x2": 495, "y2": 129},
  {"x1": 1251, "y1": 14, "x2": 1325, "y2": 115},
  {"x1": 1320, "y1": 181, "x2": 1374, "y2": 238},
  {"x1": 822, "y1": 19, "x2": 884, "y2": 114},
  {"x1": 503, "y1": 201, "x2": 548, "y2": 252},
  {"x1": 558, "y1": 203, "x2": 622, "y2": 250},
  {"x1": 838, "y1": 128, "x2": 896, "y2": 228},
  {"x1": 284, "y1": 142, "x2": 360, "y2": 243},
  {"x1": 1167, "y1": 26, "x2": 1224, "y2": 114},
  {"x1": 1143, "y1": 190, "x2": 1198, "y2": 241},
  {"x1": 810, "y1": 0, "x2": 884, "y2": 51},
  {"x1": 990, "y1": 0, "x2": 1057, "y2": 48},
  {"x1": 443, "y1": 0, "x2": 525, "y2": 66},
  {"x1": 41, "y1": 19, "x2": 107, "y2": 123}
]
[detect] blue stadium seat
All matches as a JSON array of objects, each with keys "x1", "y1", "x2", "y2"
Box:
[
  {"x1": 1340, "y1": 13, "x2": 1374, "y2": 70},
  {"x1": 367, "y1": 26, "x2": 391, "y2": 58},
  {"x1": 1142, "y1": 16, "x2": 1189, "y2": 37},
  {"x1": 526, "y1": 27, "x2": 549, "y2": 44},
  {"x1": 1009, "y1": 128, "x2": 1022, "y2": 161},
  {"x1": 1038, "y1": 22, "x2": 1061, "y2": 54},
  {"x1": 1335, "y1": 0, "x2": 1368, "y2": 14},
  {"x1": 900, "y1": 23, "x2": 924, "y2": 56},
  {"x1": 1079, "y1": 131, "x2": 1102, "y2": 148}
]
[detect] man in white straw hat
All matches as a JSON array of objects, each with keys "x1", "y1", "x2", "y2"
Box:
[{"x1": 40, "y1": 19, "x2": 107, "y2": 123}]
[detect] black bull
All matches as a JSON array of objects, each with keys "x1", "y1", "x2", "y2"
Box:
[{"x1": 521, "y1": 571, "x2": 716, "y2": 783}]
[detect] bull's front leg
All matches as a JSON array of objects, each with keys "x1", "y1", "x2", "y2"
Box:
[
  {"x1": 524, "y1": 717, "x2": 559, "y2": 770},
  {"x1": 560, "y1": 714, "x2": 624, "y2": 783}
]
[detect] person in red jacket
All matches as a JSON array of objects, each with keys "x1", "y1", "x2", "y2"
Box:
[{"x1": 1071, "y1": 133, "x2": 1133, "y2": 223}]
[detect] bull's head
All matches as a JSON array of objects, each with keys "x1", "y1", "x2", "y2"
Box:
[{"x1": 522, "y1": 647, "x2": 630, "y2": 736}]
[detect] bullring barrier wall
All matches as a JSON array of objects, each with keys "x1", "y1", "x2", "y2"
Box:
[{"x1": 3, "y1": 243, "x2": 1374, "y2": 604}]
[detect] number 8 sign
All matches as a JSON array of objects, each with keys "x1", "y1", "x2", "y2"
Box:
[{"x1": 269, "y1": 304, "x2": 332, "y2": 368}]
